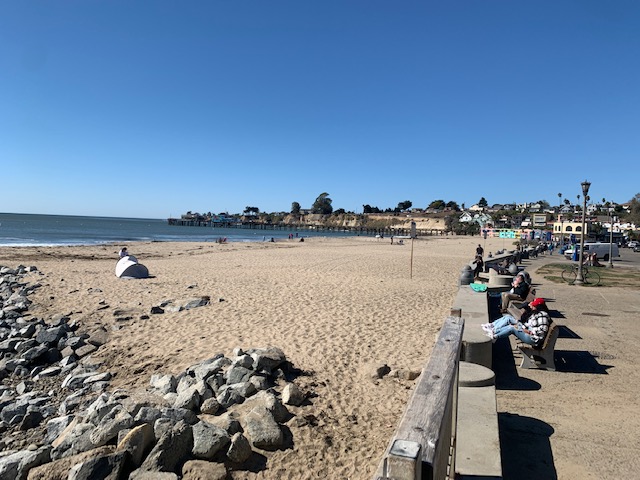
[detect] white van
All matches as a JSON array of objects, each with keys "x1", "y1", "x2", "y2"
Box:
[{"x1": 564, "y1": 242, "x2": 620, "y2": 261}]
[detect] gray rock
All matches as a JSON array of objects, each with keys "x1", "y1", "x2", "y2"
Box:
[
  {"x1": 139, "y1": 420, "x2": 193, "y2": 473},
  {"x1": 229, "y1": 381, "x2": 257, "y2": 399},
  {"x1": 150, "y1": 374, "x2": 177, "y2": 394},
  {"x1": 249, "y1": 390, "x2": 290, "y2": 423},
  {"x1": 134, "y1": 406, "x2": 162, "y2": 425},
  {"x1": 199, "y1": 397, "x2": 220, "y2": 415},
  {"x1": 15, "y1": 380, "x2": 33, "y2": 395},
  {"x1": 159, "y1": 407, "x2": 198, "y2": 425},
  {"x1": 86, "y1": 328, "x2": 108, "y2": 347},
  {"x1": 248, "y1": 373, "x2": 270, "y2": 391},
  {"x1": 191, "y1": 421, "x2": 230, "y2": 460},
  {"x1": 249, "y1": 346, "x2": 286, "y2": 372},
  {"x1": 44, "y1": 415, "x2": 74, "y2": 444},
  {"x1": 153, "y1": 418, "x2": 174, "y2": 442},
  {"x1": 74, "y1": 343, "x2": 98, "y2": 358},
  {"x1": 202, "y1": 411, "x2": 242, "y2": 436},
  {"x1": 62, "y1": 372, "x2": 99, "y2": 390},
  {"x1": 232, "y1": 354, "x2": 254, "y2": 369},
  {"x1": 36, "y1": 365, "x2": 62, "y2": 378},
  {"x1": 89, "y1": 405, "x2": 135, "y2": 447},
  {"x1": 51, "y1": 422, "x2": 95, "y2": 460},
  {"x1": 188, "y1": 356, "x2": 225, "y2": 382},
  {"x1": 205, "y1": 373, "x2": 225, "y2": 394},
  {"x1": 27, "y1": 446, "x2": 110, "y2": 479},
  {"x1": 17, "y1": 323, "x2": 37, "y2": 338},
  {"x1": 59, "y1": 355, "x2": 78, "y2": 369},
  {"x1": 19, "y1": 409, "x2": 43, "y2": 430},
  {"x1": 224, "y1": 365, "x2": 253, "y2": 385},
  {"x1": 58, "y1": 387, "x2": 92, "y2": 415},
  {"x1": 181, "y1": 459, "x2": 228, "y2": 480},
  {"x1": 173, "y1": 386, "x2": 200, "y2": 411},
  {"x1": 21, "y1": 344, "x2": 49, "y2": 362},
  {"x1": 182, "y1": 296, "x2": 210, "y2": 310},
  {"x1": 0, "y1": 337, "x2": 17, "y2": 353},
  {"x1": 16, "y1": 339, "x2": 39, "y2": 355},
  {"x1": 82, "y1": 372, "x2": 112, "y2": 385},
  {"x1": 0, "y1": 401, "x2": 27, "y2": 424},
  {"x1": 216, "y1": 385, "x2": 244, "y2": 409},
  {"x1": 282, "y1": 382, "x2": 305, "y2": 406},
  {"x1": 67, "y1": 450, "x2": 127, "y2": 480},
  {"x1": 85, "y1": 393, "x2": 114, "y2": 425},
  {"x1": 35, "y1": 326, "x2": 67, "y2": 345},
  {"x1": 175, "y1": 374, "x2": 196, "y2": 394},
  {"x1": 244, "y1": 406, "x2": 283, "y2": 449},
  {"x1": 0, "y1": 445, "x2": 51, "y2": 480},
  {"x1": 226, "y1": 432, "x2": 252, "y2": 464}
]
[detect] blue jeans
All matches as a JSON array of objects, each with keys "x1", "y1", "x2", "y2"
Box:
[{"x1": 492, "y1": 315, "x2": 535, "y2": 344}]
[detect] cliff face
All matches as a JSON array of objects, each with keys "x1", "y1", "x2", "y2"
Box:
[{"x1": 281, "y1": 214, "x2": 447, "y2": 231}]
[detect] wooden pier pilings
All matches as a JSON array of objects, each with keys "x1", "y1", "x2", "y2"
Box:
[{"x1": 166, "y1": 218, "x2": 443, "y2": 237}]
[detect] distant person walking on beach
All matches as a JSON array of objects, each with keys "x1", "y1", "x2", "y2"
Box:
[
  {"x1": 119, "y1": 247, "x2": 129, "y2": 258},
  {"x1": 476, "y1": 244, "x2": 484, "y2": 257}
]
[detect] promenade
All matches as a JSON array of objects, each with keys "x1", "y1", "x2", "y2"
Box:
[{"x1": 493, "y1": 250, "x2": 640, "y2": 479}]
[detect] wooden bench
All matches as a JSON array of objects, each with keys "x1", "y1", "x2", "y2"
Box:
[{"x1": 517, "y1": 322, "x2": 559, "y2": 371}]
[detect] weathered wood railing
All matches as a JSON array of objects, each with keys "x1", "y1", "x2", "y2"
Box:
[{"x1": 375, "y1": 315, "x2": 464, "y2": 480}]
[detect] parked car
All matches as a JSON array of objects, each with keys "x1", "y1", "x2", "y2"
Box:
[
  {"x1": 628, "y1": 241, "x2": 638, "y2": 249},
  {"x1": 634, "y1": 244, "x2": 640, "y2": 252}
]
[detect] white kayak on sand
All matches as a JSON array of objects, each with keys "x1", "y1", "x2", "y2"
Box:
[{"x1": 115, "y1": 256, "x2": 149, "y2": 279}]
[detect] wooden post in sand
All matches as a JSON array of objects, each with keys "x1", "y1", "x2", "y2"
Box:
[
  {"x1": 410, "y1": 222, "x2": 416, "y2": 279},
  {"x1": 410, "y1": 238, "x2": 414, "y2": 279}
]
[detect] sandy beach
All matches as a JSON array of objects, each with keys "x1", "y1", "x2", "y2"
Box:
[
  {"x1": 1, "y1": 235, "x2": 494, "y2": 478},
  {"x1": 2, "y1": 236, "x2": 640, "y2": 479}
]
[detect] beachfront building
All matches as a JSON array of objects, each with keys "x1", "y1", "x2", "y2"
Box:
[{"x1": 553, "y1": 220, "x2": 592, "y2": 243}]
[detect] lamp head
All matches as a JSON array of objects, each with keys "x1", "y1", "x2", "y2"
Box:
[{"x1": 581, "y1": 180, "x2": 591, "y2": 196}]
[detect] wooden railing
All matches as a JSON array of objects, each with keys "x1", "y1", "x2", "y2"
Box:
[{"x1": 375, "y1": 315, "x2": 464, "y2": 480}]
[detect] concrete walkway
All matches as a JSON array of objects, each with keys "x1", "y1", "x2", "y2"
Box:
[{"x1": 491, "y1": 250, "x2": 640, "y2": 479}]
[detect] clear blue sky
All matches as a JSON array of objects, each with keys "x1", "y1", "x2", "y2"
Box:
[{"x1": 2, "y1": 1, "x2": 639, "y2": 219}]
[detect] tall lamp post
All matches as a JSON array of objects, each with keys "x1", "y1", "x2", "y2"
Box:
[
  {"x1": 607, "y1": 212, "x2": 615, "y2": 268},
  {"x1": 557, "y1": 193, "x2": 562, "y2": 243},
  {"x1": 575, "y1": 180, "x2": 591, "y2": 285}
]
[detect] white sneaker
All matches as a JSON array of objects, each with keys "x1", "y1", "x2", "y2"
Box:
[
  {"x1": 484, "y1": 331, "x2": 497, "y2": 343},
  {"x1": 481, "y1": 323, "x2": 492, "y2": 333}
]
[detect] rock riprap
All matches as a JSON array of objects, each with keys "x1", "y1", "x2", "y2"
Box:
[{"x1": 0, "y1": 265, "x2": 310, "y2": 479}]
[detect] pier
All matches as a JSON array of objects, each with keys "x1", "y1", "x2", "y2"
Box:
[{"x1": 167, "y1": 217, "x2": 444, "y2": 238}]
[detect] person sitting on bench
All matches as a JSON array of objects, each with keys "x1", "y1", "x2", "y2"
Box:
[
  {"x1": 500, "y1": 273, "x2": 530, "y2": 313},
  {"x1": 482, "y1": 298, "x2": 551, "y2": 345}
]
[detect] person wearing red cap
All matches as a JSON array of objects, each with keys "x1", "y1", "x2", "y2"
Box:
[{"x1": 481, "y1": 298, "x2": 550, "y2": 345}]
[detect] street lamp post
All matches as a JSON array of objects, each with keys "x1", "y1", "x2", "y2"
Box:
[
  {"x1": 558, "y1": 193, "x2": 563, "y2": 244},
  {"x1": 607, "y1": 212, "x2": 615, "y2": 268},
  {"x1": 575, "y1": 180, "x2": 591, "y2": 285}
]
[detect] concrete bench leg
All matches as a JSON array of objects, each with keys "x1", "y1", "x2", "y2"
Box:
[{"x1": 519, "y1": 346, "x2": 556, "y2": 371}]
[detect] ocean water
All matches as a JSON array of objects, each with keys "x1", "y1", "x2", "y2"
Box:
[{"x1": 0, "y1": 213, "x2": 358, "y2": 247}]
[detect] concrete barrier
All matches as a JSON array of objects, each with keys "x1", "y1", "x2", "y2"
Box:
[{"x1": 453, "y1": 286, "x2": 492, "y2": 369}]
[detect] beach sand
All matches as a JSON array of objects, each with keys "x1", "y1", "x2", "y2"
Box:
[{"x1": 1, "y1": 235, "x2": 495, "y2": 478}]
